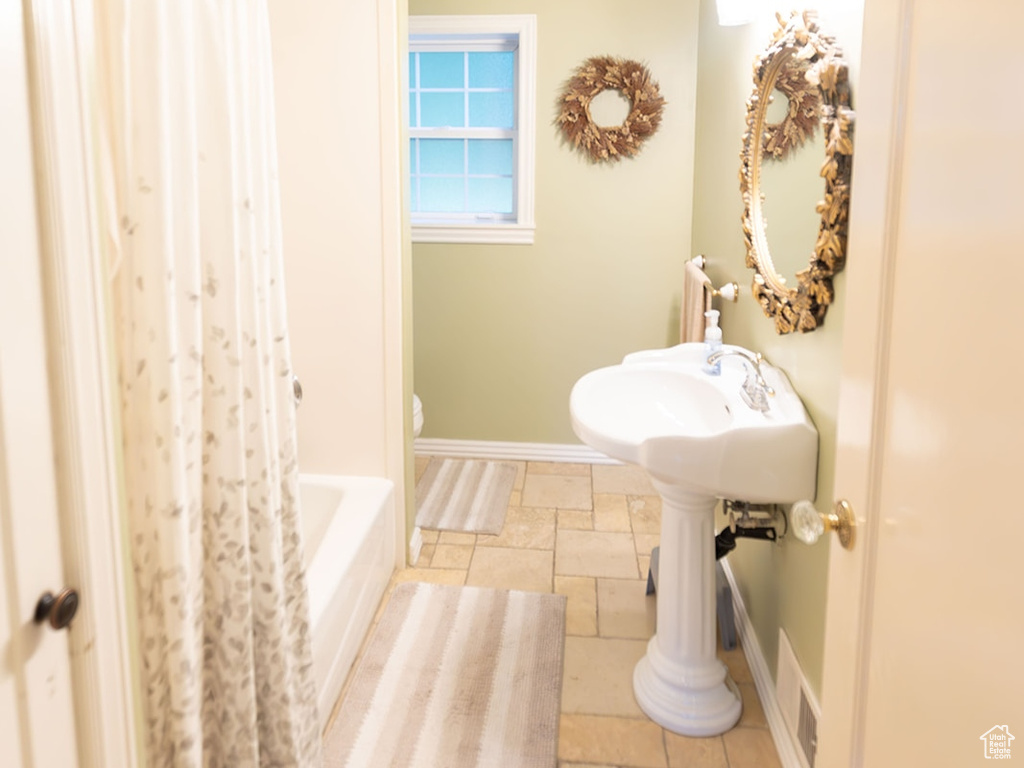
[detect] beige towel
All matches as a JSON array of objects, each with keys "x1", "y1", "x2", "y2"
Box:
[{"x1": 680, "y1": 260, "x2": 713, "y2": 343}]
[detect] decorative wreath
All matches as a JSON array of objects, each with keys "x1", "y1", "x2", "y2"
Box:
[{"x1": 556, "y1": 56, "x2": 665, "y2": 162}]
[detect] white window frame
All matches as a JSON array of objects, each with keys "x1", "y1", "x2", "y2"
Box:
[{"x1": 409, "y1": 15, "x2": 536, "y2": 245}]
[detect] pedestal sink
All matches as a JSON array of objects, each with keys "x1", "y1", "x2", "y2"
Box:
[{"x1": 570, "y1": 342, "x2": 817, "y2": 736}]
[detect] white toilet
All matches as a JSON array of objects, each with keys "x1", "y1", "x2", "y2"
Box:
[{"x1": 412, "y1": 394, "x2": 424, "y2": 439}]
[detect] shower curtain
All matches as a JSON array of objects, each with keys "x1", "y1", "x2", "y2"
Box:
[{"x1": 100, "y1": 1, "x2": 323, "y2": 765}]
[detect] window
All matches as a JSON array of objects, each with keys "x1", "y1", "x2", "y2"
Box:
[{"x1": 408, "y1": 15, "x2": 536, "y2": 244}]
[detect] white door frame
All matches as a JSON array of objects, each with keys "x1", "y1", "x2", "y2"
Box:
[
  {"x1": 22, "y1": 3, "x2": 140, "y2": 766},
  {"x1": 813, "y1": 0, "x2": 1024, "y2": 761},
  {"x1": 816, "y1": 0, "x2": 910, "y2": 763}
]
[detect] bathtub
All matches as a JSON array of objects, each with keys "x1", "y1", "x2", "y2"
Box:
[{"x1": 300, "y1": 474, "x2": 396, "y2": 731}]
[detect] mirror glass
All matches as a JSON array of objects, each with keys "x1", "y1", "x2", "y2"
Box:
[
  {"x1": 758, "y1": 93, "x2": 825, "y2": 288},
  {"x1": 740, "y1": 12, "x2": 854, "y2": 334}
]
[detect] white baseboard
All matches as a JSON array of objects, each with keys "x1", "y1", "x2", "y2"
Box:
[
  {"x1": 720, "y1": 559, "x2": 804, "y2": 768},
  {"x1": 413, "y1": 438, "x2": 620, "y2": 464}
]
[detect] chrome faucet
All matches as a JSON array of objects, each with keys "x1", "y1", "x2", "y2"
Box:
[{"x1": 706, "y1": 348, "x2": 775, "y2": 413}]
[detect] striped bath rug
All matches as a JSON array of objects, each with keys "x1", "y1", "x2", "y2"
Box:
[
  {"x1": 414, "y1": 458, "x2": 518, "y2": 534},
  {"x1": 324, "y1": 582, "x2": 566, "y2": 768}
]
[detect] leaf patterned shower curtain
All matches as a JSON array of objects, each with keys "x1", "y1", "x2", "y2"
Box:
[{"x1": 99, "y1": 1, "x2": 324, "y2": 765}]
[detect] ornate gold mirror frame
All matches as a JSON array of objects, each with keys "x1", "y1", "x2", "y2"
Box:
[{"x1": 740, "y1": 12, "x2": 854, "y2": 334}]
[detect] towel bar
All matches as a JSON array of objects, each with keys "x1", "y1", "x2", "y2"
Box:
[{"x1": 690, "y1": 255, "x2": 739, "y2": 302}]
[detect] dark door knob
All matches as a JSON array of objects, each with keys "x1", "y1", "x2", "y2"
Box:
[{"x1": 34, "y1": 587, "x2": 79, "y2": 630}]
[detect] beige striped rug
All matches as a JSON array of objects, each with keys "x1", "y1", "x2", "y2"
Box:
[
  {"x1": 324, "y1": 582, "x2": 566, "y2": 768},
  {"x1": 415, "y1": 458, "x2": 518, "y2": 534}
]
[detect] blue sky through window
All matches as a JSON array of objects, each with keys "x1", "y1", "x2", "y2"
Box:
[{"x1": 409, "y1": 48, "x2": 516, "y2": 217}]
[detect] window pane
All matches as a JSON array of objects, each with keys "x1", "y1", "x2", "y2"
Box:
[
  {"x1": 408, "y1": 91, "x2": 417, "y2": 127},
  {"x1": 420, "y1": 177, "x2": 465, "y2": 213},
  {"x1": 468, "y1": 52, "x2": 514, "y2": 89},
  {"x1": 468, "y1": 140, "x2": 513, "y2": 176},
  {"x1": 419, "y1": 139, "x2": 464, "y2": 175},
  {"x1": 420, "y1": 92, "x2": 465, "y2": 128},
  {"x1": 469, "y1": 92, "x2": 513, "y2": 129},
  {"x1": 419, "y1": 52, "x2": 464, "y2": 88},
  {"x1": 468, "y1": 177, "x2": 513, "y2": 214},
  {"x1": 409, "y1": 140, "x2": 419, "y2": 211}
]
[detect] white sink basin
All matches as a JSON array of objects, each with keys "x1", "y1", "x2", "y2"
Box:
[
  {"x1": 570, "y1": 342, "x2": 818, "y2": 503},
  {"x1": 569, "y1": 342, "x2": 819, "y2": 736}
]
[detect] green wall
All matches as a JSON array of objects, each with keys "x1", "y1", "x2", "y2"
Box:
[
  {"x1": 411, "y1": 0, "x2": 701, "y2": 444},
  {"x1": 693, "y1": 1, "x2": 863, "y2": 698}
]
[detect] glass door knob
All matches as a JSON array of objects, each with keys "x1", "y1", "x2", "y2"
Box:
[{"x1": 792, "y1": 499, "x2": 856, "y2": 550}]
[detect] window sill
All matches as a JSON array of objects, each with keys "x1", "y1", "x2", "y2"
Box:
[{"x1": 411, "y1": 223, "x2": 535, "y2": 245}]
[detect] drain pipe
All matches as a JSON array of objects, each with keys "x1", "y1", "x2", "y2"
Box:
[
  {"x1": 715, "y1": 499, "x2": 788, "y2": 559},
  {"x1": 647, "y1": 499, "x2": 789, "y2": 592}
]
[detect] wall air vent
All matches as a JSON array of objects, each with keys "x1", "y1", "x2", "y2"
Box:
[
  {"x1": 797, "y1": 686, "x2": 819, "y2": 766},
  {"x1": 777, "y1": 629, "x2": 821, "y2": 768}
]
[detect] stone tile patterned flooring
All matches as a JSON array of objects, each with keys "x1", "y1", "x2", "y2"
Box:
[{"x1": 353, "y1": 458, "x2": 784, "y2": 768}]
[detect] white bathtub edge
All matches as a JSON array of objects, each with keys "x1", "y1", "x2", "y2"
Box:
[
  {"x1": 302, "y1": 476, "x2": 394, "y2": 628},
  {"x1": 298, "y1": 474, "x2": 396, "y2": 733}
]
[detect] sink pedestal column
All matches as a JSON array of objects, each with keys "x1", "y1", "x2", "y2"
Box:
[{"x1": 633, "y1": 482, "x2": 741, "y2": 736}]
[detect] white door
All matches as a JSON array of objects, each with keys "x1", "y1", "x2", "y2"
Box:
[
  {"x1": 0, "y1": 3, "x2": 81, "y2": 766},
  {"x1": 818, "y1": 0, "x2": 1024, "y2": 766}
]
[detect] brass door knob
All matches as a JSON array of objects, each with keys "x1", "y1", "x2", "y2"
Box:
[
  {"x1": 792, "y1": 500, "x2": 856, "y2": 550},
  {"x1": 34, "y1": 587, "x2": 80, "y2": 630}
]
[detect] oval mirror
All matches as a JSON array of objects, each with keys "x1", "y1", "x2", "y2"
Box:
[{"x1": 740, "y1": 11, "x2": 854, "y2": 334}]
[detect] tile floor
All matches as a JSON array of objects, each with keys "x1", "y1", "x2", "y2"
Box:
[{"x1": 383, "y1": 457, "x2": 783, "y2": 768}]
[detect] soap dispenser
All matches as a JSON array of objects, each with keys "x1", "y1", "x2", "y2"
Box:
[{"x1": 703, "y1": 309, "x2": 722, "y2": 376}]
